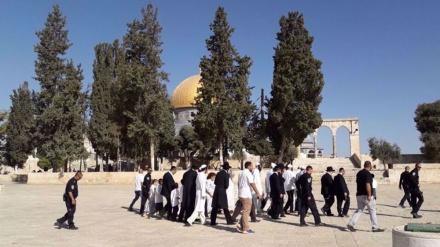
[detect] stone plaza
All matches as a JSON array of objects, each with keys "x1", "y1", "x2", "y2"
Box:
[{"x1": 1, "y1": 178, "x2": 439, "y2": 247}]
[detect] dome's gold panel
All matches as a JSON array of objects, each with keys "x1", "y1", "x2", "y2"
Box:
[{"x1": 171, "y1": 74, "x2": 201, "y2": 109}]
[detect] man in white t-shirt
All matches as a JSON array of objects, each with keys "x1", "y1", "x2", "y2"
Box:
[
  {"x1": 236, "y1": 162, "x2": 262, "y2": 234},
  {"x1": 128, "y1": 169, "x2": 144, "y2": 211}
]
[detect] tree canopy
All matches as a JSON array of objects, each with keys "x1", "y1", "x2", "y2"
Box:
[
  {"x1": 5, "y1": 82, "x2": 36, "y2": 166},
  {"x1": 368, "y1": 137, "x2": 401, "y2": 168},
  {"x1": 33, "y1": 4, "x2": 87, "y2": 171},
  {"x1": 414, "y1": 100, "x2": 440, "y2": 162},
  {"x1": 267, "y1": 12, "x2": 324, "y2": 163},
  {"x1": 193, "y1": 7, "x2": 254, "y2": 166}
]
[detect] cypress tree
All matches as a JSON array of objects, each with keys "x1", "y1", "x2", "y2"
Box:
[
  {"x1": 267, "y1": 12, "x2": 324, "y2": 163},
  {"x1": 5, "y1": 82, "x2": 36, "y2": 167},
  {"x1": 34, "y1": 5, "x2": 87, "y2": 171},
  {"x1": 193, "y1": 7, "x2": 254, "y2": 166},
  {"x1": 89, "y1": 43, "x2": 116, "y2": 171},
  {"x1": 122, "y1": 3, "x2": 174, "y2": 170}
]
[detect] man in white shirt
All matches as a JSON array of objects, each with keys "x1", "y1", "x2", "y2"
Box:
[
  {"x1": 252, "y1": 163, "x2": 263, "y2": 215},
  {"x1": 236, "y1": 162, "x2": 262, "y2": 234},
  {"x1": 128, "y1": 169, "x2": 144, "y2": 211},
  {"x1": 283, "y1": 164, "x2": 295, "y2": 214},
  {"x1": 263, "y1": 163, "x2": 277, "y2": 212}
]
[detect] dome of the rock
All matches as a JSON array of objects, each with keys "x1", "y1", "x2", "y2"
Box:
[{"x1": 171, "y1": 74, "x2": 201, "y2": 109}]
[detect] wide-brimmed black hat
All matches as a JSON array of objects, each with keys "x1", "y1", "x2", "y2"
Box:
[
  {"x1": 326, "y1": 166, "x2": 335, "y2": 172},
  {"x1": 222, "y1": 162, "x2": 231, "y2": 170}
]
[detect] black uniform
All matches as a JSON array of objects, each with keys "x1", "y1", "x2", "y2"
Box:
[
  {"x1": 160, "y1": 171, "x2": 175, "y2": 219},
  {"x1": 268, "y1": 172, "x2": 283, "y2": 219},
  {"x1": 321, "y1": 173, "x2": 335, "y2": 216},
  {"x1": 408, "y1": 168, "x2": 424, "y2": 215},
  {"x1": 178, "y1": 169, "x2": 197, "y2": 222},
  {"x1": 333, "y1": 173, "x2": 350, "y2": 216},
  {"x1": 140, "y1": 172, "x2": 152, "y2": 215},
  {"x1": 398, "y1": 170, "x2": 411, "y2": 207},
  {"x1": 297, "y1": 173, "x2": 322, "y2": 225},
  {"x1": 58, "y1": 177, "x2": 79, "y2": 227},
  {"x1": 211, "y1": 170, "x2": 233, "y2": 225}
]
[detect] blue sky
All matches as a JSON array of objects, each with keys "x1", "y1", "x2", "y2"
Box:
[{"x1": 1, "y1": 0, "x2": 439, "y2": 157}]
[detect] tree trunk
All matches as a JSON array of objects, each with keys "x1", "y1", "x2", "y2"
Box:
[
  {"x1": 95, "y1": 153, "x2": 99, "y2": 172},
  {"x1": 277, "y1": 135, "x2": 287, "y2": 164},
  {"x1": 218, "y1": 137, "x2": 224, "y2": 167},
  {"x1": 117, "y1": 144, "x2": 121, "y2": 172},
  {"x1": 100, "y1": 155, "x2": 104, "y2": 172},
  {"x1": 150, "y1": 138, "x2": 155, "y2": 171}
]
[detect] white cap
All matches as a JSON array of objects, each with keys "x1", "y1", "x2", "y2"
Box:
[
  {"x1": 299, "y1": 165, "x2": 306, "y2": 170},
  {"x1": 200, "y1": 164, "x2": 207, "y2": 170},
  {"x1": 256, "y1": 163, "x2": 261, "y2": 167},
  {"x1": 270, "y1": 163, "x2": 276, "y2": 168},
  {"x1": 287, "y1": 164, "x2": 293, "y2": 168}
]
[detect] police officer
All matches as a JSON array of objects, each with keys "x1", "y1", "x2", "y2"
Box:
[
  {"x1": 56, "y1": 171, "x2": 82, "y2": 230},
  {"x1": 297, "y1": 165, "x2": 324, "y2": 227},
  {"x1": 409, "y1": 163, "x2": 423, "y2": 218},
  {"x1": 140, "y1": 167, "x2": 153, "y2": 217},
  {"x1": 398, "y1": 166, "x2": 411, "y2": 208}
]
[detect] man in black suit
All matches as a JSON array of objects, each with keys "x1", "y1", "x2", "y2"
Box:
[
  {"x1": 178, "y1": 165, "x2": 198, "y2": 223},
  {"x1": 333, "y1": 168, "x2": 350, "y2": 217},
  {"x1": 321, "y1": 166, "x2": 335, "y2": 216},
  {"x1": 297, "y1": 166, "x2": 324, "y2": 226},
  {"x1": 159, "y1": 166, "x2": 177, "y2": 220},
  {"x1": 398, "y1": 166, "x2": 411, "y2": 208},
  {"x1": 210, "y1": 162, "x2": 234, "y2": 225},
  {"x1": 268, "y1": 165, "x2": 284, "y2": 219}
]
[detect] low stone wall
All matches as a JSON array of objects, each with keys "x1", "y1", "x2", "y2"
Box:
[{"x1": 388, "y1": 165, "x2": 440, "y2": 184}]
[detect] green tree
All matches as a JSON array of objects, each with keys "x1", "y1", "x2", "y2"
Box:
[
  {"x1": 5, "y1": 82, "x2": 36, "y2": 167},
  {"x1": 367, "y1": 137, "x2": 401, "y2": 169},
  {"x1": 414, "y1": 100, "x2": 440, "y2": 162},
  {"x1": 0, "y1": 110, "x2": 8, "y2": 150},
  {"x1": 89, "y1": 43, "x2": 117, "y2": 171},
  {"x1": 175, "y1": 125, "x2": 203, "y2": 169},
  {"x1": 245, "y1": 110, "x2": 274, "y2": 166},
  {"x1": 193, "y1": 7, "x2": 254, "y2": 166},
  {"x1": 34, "y1": 5, "x2": 87, "y2": 171},
  {"x1": 267, "y1": 12, "x2": 324, "y2": 163},
  {"x1": 121, "y1": 3, "x2": 175, "y2": 170}
]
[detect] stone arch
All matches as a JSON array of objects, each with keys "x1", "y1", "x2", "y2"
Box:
[{"x1": 312, "y1": 118, "x2": 360, "y2": 159}]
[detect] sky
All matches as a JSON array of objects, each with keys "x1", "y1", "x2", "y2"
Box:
[{"x1": 1, "y1": 0, "x2": 439, "y2": 157}]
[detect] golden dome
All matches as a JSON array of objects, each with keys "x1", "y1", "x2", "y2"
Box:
[{"x1": 171, "y1": 74, "x2": 202, "y2": 109}]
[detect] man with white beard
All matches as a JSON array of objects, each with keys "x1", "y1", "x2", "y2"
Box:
[
  {"x1": 283, "y1": 164, "x2": 295, "y2": 214},
  {"x1": 187, "y1": 164, "x2": 208, "y2": 226},
  {"x1": 263, "y1": 163, "x2": 277, "y2": 212},
  {"x1": 252, "y1": 163, "x2": 263, "y2": 215}
]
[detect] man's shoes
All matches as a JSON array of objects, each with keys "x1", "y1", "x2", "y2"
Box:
[
  {"x1": 321, "y1": 207, "x2": 326, "y2": 215},
  {"x1": 315, "y1": 222, "x2": 326, "y2": 226},
  {"x1": 232, "y1": 219, "x2": 238, "y2": 223},
  {"x1": 56, "y1": 218, "x2": 64, "y2": 229},
  {"x1": 280, "y1": 214, "x2": 286, "y2": 217},
  {"x1": 226, "y1": 222, "x2": 235, "y2": 225},
  {"x1": 236, "y1": 224, "x2": 243, "y2": 233},
  {"x1": 185, "y1": 222, "x2": 192, "y2": 227},
  {"x1": 67, "y1": 225, "x2": 79, "y2": 230},
  {"x1": 342, "y1": 214, "x2": 349, "y2": 218},
  {"x1": 127, "y1": 208, "x2": 134, "y2": 212},
  {"x1": 399, "y1": 204, "x2": 405, "y2": 208},
  {"x1": 372, "y1": 228, "x2": 385, "y2": 233},
  {"x1": 327, "y1": 213, "x2": 335, "y2": 217},
  {"x1": 413, "y1": 213, "x2": 422, "y2": 218},
  {"x1": 251, "y1": 219, "x2": 260, "y2": 223},
  {"x1": 242, "y1": 229, "x2": 255, "y2": 234},
  {"x1": 300, "y1": 223, "x2": 308, "y2": 227},
  {"x1": 210, "y1": 223, "x2": 218, "y2": 226},
  {"x1": 338, "y1": 214, "x2": 344, "y2": 217},
  {"x1": 284, "y1": 210, "x2": 291, "y2": 215},
  {"x1": 347, "y1": 224, "x2": 356, "y2": 232}
]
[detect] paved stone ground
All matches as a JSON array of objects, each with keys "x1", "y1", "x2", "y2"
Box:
[{"x1": 1, "y1": 182, "x2": 439, "y2": 247}]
